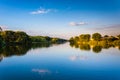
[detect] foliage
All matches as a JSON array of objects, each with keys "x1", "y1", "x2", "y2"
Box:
[
  {"x1": 30, "y1": 36, "x2": 48, "y2": 42},
  {"x1": 69, "y1": 33, "x2": 120, "y2": 53},
  {"x1": 92, "y1": 33, "x2": 102, "y2": 41},
  {"x1": 30, "y1": 36, "x2": 67, "y2": 44},
  {"x1": 0, "y1": 31, "x2": 31, "y2": 44},
  {"x1": 79, "y1": 34, "x2": 91, "y2": 42},
  {"x1": 14, "y1": 31, "x2": 31, "y2": 43},
  {"x1": 0, "y1": 30, "x2": 67, "y2": 48}
]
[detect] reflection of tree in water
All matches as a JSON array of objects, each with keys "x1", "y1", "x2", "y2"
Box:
[
  {"x1": 79, "y1": 44, "x2": 91, "y2": 51},
  {"x1": 69, "y1": 42, "x2": 120, "y2": 53},
  {"x1": 100, "y1": 43, "x2": 111, "y2": 49},
  {"x1": 31, "y1": 43, "x2": 51, "y2": 49},
  {"x1": 92, "y1": 46, "x2": 102, "y2": 53},
  {"x1": 0, "y1": 44, "x2": 31, "y2": 58},
  {"x1": 0, "y1": 42, "x2": 65, "y2": 62},
  {"x1": 69, "y1": 42, "x2": 74, "y2": 48},
  {"x1": 75, "y1": 44, "x2": 79, "y2": 48}
]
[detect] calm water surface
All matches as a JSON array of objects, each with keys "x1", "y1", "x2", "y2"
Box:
[{"x1": 0, "y1": 42, "x2": 120, "y2": 80}]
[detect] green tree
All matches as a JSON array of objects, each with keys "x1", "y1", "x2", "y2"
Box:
[
  {"x1": 79, "y1": 34, "x2": 91, "y2": 42},
  {"x1": 107, "y1": 36, "x2": 117, "y2": 42},
  {"x1": 51, "y1": 38, "x2": 57, "y2": 43},
  {"x1": 92, "y1": 33, "x2": 102, "y2": 41},
  {"x1": 30, "y1": 36, "x2": 47, "y2": 42},
  {"x1": 69, "y1": 37, "x2": 74, "y2": 41},
  {"x1": 0, "y1": 31, "x2": 31, "y2": 44},
  {"x1": 104, "y1": 35, "x2": 109, "y2": 38},
  {"x1": 74, "y1": 36, "x2": 79, "y2": 41},
  {"x1": 44, "y1": 36, "x2": 51, "y2": 41},
  {"x1": 14, "y1": 31, "x2": 31, "y2": 43},
  {"x1": 0, "y1": 31, "x2": 16, "y2": 42}
]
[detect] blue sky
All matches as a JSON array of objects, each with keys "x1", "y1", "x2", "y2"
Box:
[{"x1": 0, "y1": 0, "x2": 120, "y2": 39}]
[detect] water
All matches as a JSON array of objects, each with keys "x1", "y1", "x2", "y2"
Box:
[{"x1": 0, "y1": 42, "x2": 120, "y2": 80}]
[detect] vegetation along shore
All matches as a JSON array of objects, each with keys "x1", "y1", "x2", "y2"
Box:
[
  {"x1": 0, "y1": 30, "x2": 67, "y2": 47},
  {"x1": 69, "y1": 33, "x2": 120, "y2": 53}
]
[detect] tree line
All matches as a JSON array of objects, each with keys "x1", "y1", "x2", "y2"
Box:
[
  {"x1": 69, "y1": 33, "x2": 120, "y2": 46},
  {"x1": 0, "y1": 30, "x2": 67, "y2": 47}
]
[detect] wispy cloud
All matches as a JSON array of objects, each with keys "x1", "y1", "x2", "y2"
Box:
[
  {"x1": 30, "y1": 7, "x2": 57, "y2": 15},
  {"x1": 69, "y1": 22, "x2": 87, "y2": 26}
]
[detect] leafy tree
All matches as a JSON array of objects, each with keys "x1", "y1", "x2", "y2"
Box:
[
  {"x1": 104, "y1": 35, "x2": 109, "y2": 38},
  {"x1": 74, "y1": 36, "x2": 79, "y2": 41},
  {"x1": 0, "y1": 31, "x2": 31, "y2": 44},
  {"x1": 69, "y1": 37, "x2": 74, "y2": 41},
  {"x1": 107, "y1": 36, "x2": 117, "y2": 42},
  {"x1": 0, "y1": 31, "x2": 16, "y2": 42},
  {"x1": 44, "y1": 36, "x2": 52, "y2": 41},
  {"x1": 79, "y1": 34, "x2": 91, "y2": 42},
  {"x1": 51, "y1": 38, "x2": 59, "y2": 43},
  {"x1": 14, "y1": 31, "x2": 31, "y2": 43},
  {"x1": 30, "y1": 36, "x2": 47, "y2": 42},
  {"x1": 92, "y1": 33, "x2": 102, "y2": 41}
]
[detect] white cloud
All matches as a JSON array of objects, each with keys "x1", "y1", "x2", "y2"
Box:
[
  {"x1": 30, "y1": 7, "x2": 57, "y2": 15},
  {"x1": 69, "y1": 22, "x2": 87, "y2": 26}
]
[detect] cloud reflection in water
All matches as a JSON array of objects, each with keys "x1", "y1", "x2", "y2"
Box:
[
  {"x1": 32, "y1": 69, "x2": 51, "y2": 74},
  {"x1": 69, "y1": 55, "x2": 88, "y2": 61}
]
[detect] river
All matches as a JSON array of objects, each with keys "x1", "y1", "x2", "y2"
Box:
[{"x1": 0, "y1": 42, "x2": 120, "y2": 80}]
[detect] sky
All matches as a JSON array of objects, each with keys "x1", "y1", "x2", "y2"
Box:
[{"x1": 0, "y1": 0, "x2": 120, "y2": 39}]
